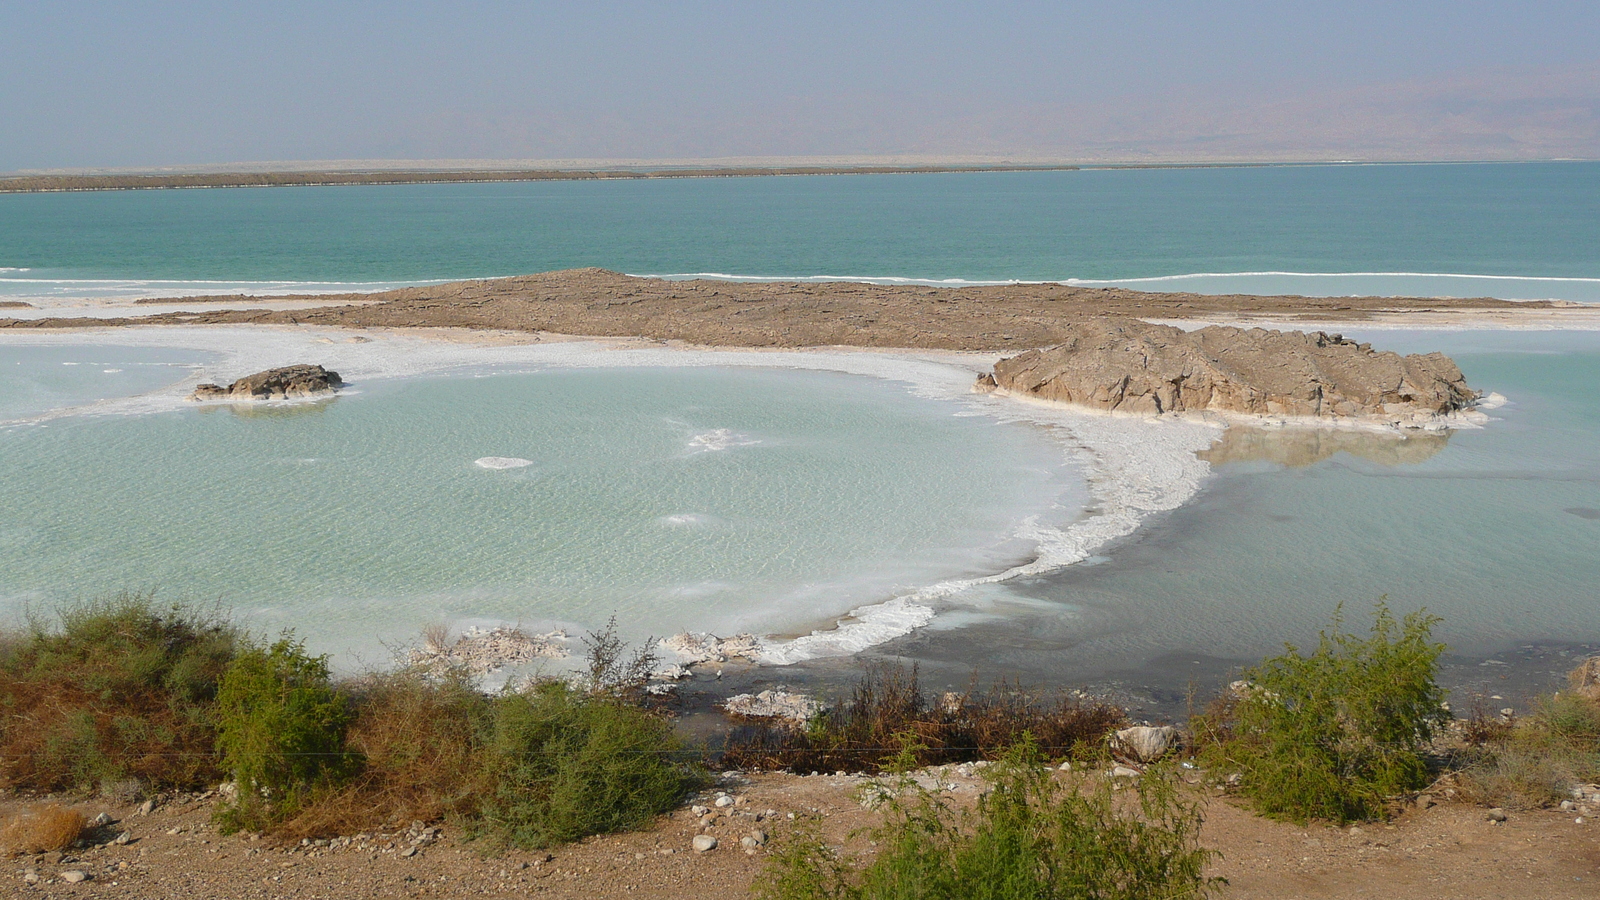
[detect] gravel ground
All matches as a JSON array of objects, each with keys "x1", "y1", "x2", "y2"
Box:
[{"x1": 7, "y1": 767, "x2": 1598, "y2": 899}]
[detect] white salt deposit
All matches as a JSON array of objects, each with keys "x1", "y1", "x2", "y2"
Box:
[{"x1": 474, "y1": 456, "x2": 534, "y2": 469}]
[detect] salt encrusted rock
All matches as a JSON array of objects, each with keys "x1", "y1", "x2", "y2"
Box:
[
  {"x1": 189, "y1": 364, "x2": 342, "y2": 401},
  {"x1": 722, "y1": 690, "x2": 823, "y2": 724},
  {"x1": 407, "y1": 626, "x2": 569, "y2": 676},
  {"x1": 1569, "y1": 656, "x2": 1600, "y2": 702},
  {"x1": 661, "y1": 632, "x2": 763, "y2": 665},
  {"x1": 979, "y1": 319, "x2": 1478, "y2": 428},
  {"x1": 1111, "y1": 725, "x2": 1179, "y2": 763}
]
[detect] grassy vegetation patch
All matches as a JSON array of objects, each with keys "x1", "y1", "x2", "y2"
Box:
[
  {"x1": 1459, "y1": 682, "x2": 1600, "y2": 810},
  {"x1": 723, "y1": 664, "x2": 1125, "y2": 774},
  {"x1": 758, "y1": 739, "x2": 1219, "y2": 900}
]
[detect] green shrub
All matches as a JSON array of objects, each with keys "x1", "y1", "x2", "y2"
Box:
[
  {"x1": 759, "y1": 738, "x2": 1218, "y2": 900},
  {"x1": 473, "y1": 681, "x2": 701, "y2": 849},
  {"x1": 1195, "y1": 602, "x2": 1448, "y2": 824},
  {"x1": 214, "y1": 636, "x2": 356, "y2": 831},
  {"x1": 0, "y1": 592, "x2": 239, "y2": 791}
]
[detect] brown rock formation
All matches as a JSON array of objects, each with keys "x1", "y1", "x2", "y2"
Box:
[
  {"x1": 189, "y1": 364, "x2": 342, "y2": 401},
  {"x1": 980, "y1": 318, "x2": 1478, "y2": 425}
]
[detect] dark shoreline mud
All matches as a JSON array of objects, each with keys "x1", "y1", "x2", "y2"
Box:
[{"x1": 681, "y1": 634, "x2": 1594, "y2": 730}]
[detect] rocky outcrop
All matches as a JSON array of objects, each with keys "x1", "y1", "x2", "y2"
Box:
[
  {"x1": 1111, "y1": 725, "x2": 1179, "y2": 763},
  {"x1": 721, "y1": 690, "x2": 823, "y2": 724},
  {"x1": 189, "y1": 364, "x2": 342, "y2": 401},
  {"x1": 406, "y1": 626, "x2": 569, "y2": 677},
  {"x1": 661, "y1": 632, "x2": 763, "y2": 665},
  {"x1": 1570, "y1": 656, "x2": 1600, "y2": 703},
  {"x1": 979, "y1": 319, "x2": 1478, "y2": 428}
]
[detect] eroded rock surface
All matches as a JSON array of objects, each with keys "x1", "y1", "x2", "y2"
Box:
[
  {"x1": 190, "y1": 364, "x2": 342, "y2": 401},
  {"x1": 661, "y1": 632, "x2": 762, "y2": 665},
  {"x1": 980, "y1": 319, "x2": 1478, "y2": 427},
  {"x1": 721, "y1": 690, "x2": 823, "y2": 724},
  {"x1": 407, "y1": 626, "x2": 569, "y2": 677}
]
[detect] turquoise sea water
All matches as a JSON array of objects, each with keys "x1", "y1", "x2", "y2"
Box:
[{"x1": 2, "y1": 162, "x2": 1598, "y2": 301}]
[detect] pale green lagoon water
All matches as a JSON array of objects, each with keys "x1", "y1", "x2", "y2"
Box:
[{"x1": 0, "y1": 360, "x2": 1082, "y2": 661}]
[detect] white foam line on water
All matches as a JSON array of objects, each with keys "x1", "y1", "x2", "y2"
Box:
[
  {"x1": 1063, "y1": 271, "x2": 1600, "y2": 285},
  {"x1": 0, "y1": 325, "x2": 1218, "y2": 661},
  {"x1": 636, "y1": 270, "x2": 1600, "y2": 289}
]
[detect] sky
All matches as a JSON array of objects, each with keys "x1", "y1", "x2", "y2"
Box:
[{"x1": 2, "y1": 1, "x2": 1598, "y2": 170}]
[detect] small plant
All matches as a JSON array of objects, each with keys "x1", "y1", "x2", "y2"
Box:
[
  {"x1": 214, "y1": 635, "x2": 357, "y2": 831},
  {"x1": 580, "y1": 617, "x2": 661, "y2": 703},
  {"x1": 0, "y1": 803, "x2": 87, "y2": 855},
  {"x1": 1194, "y1": 602, "x2": 1449, "y2": 824},
  {"x1": 758, "y1": 737, "x2": 1219, "y2": 900},
  {"x1": 472, "y1": 681, "x2": 701, "y2": 849}
]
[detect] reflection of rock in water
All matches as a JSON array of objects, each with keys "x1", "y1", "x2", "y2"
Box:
[
  {"x1": 1198, "y1": 426, "x2": 1450, "y2": 468},
  {"x1": 195, "y1": 397, "x2": 338, "y2": 419}
]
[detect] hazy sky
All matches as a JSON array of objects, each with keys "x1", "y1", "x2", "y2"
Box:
[{"x1": 3, "y1": 1, "x2": 1598, "y2": 169}]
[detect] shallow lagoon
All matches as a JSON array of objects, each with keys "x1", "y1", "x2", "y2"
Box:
[{"x1": 0, "y1": 357, "x2": 1086, "y2": 661}]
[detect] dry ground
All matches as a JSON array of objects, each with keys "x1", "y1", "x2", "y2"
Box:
[
  {"x1": 2, "y1": 269, "x2": 1582, "y2": 351},
  {"x1": 6, "y1": 768, "x2": 1596, "y2": 900}
]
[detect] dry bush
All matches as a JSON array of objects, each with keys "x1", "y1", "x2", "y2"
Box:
[
  {"x1": 723, "y1": 664, "x2": 1125, "y2": 773},
  {"x1": 273, "y1": 671, "x2": 489, "y2": 840},
  {"x1": 1458, "y1": 688, "x2": 1600, "y2": 810},
  {"x1": 1457, "y1": 695, "x2": 1515, "y2": 746},
  {"x1": 0, "y1": 804, "x2": 87, "y2": 854},
  {"x1": 0, "y1": 593, "x2": 239, "y2": 792}
]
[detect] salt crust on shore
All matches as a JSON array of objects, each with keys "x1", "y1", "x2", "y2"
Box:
[{"x1": 3, "y1": 325, "x2": 1216, "y2": 662}]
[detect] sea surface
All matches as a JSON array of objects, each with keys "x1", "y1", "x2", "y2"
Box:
[
  {"x1": 2, "y1": 161, "x2": 1598, "y2": 303},
  {"x1": 2, "y1": 162, "x2": 1600, "y2": 680}
]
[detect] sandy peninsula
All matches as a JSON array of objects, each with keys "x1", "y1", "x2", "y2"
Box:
[{"x1": 3, "y1": 268, "x2": 1591, "y2": 345}]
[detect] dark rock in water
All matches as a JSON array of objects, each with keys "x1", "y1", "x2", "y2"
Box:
[
  {"x1": 979, "y1": 318, "x2": 1478, "y2": 428},
  {"x1": 189, "y1": 364, "x2": 342, "y2": 401}
]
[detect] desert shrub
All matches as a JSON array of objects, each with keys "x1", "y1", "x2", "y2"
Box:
[
  {"x1": 273, "y1": 670, "x2": 492, "y2": 839},
  {"x1": 580, "y1": 616, "x2": 662, "y2": 704},
  {"x1": 214, "y1": 636, "x2": 357, "y2": 831},
  {"x1": 473, "y1": 681, "x2": 701, "y2": 849},
  {"x1": 758, "y1": 739, "x2": 1218, "y2": 900},
  {"x1": 0, "y1": 592, "x2": 239, "y2": 791},
  {"x1": 724, "y1": 664, "x2": 1124, "y2": 774},
  {"x1": 1459, "y1": 688, "x2": 1600, "y2": 810},
  {"x1": 0, "y1": 803, "x2": 87, "y2": 855},
  {"x1": 1194, "y1": 602, "x2": 1448, "y2": 824}
]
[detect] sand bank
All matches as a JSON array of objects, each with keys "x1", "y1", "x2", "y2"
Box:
[{"x1": 4, "y1": 268, "x2": 1593, "y2": 346}]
